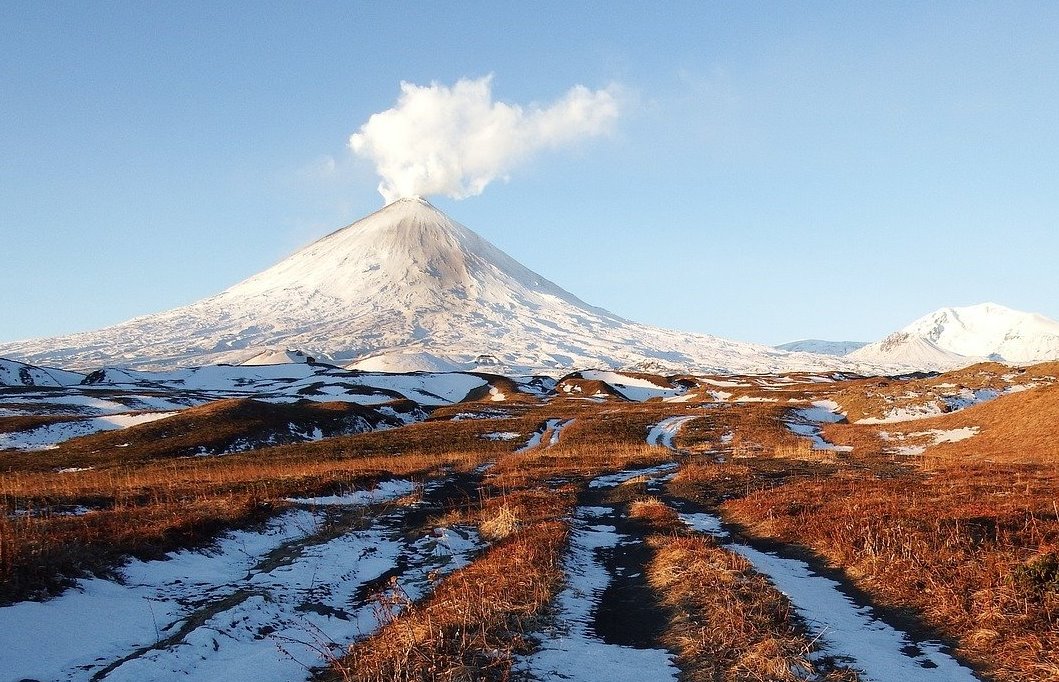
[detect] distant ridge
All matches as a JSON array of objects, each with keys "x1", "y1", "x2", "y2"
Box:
[{"x1": 775, "y1": 340, "x2": 867, "y2": 356}]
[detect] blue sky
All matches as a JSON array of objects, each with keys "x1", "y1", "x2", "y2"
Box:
[{"x1": 3, "y1": 2, "x2": 1058, "y2": 345}]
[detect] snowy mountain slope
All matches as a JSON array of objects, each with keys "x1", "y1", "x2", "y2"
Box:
[
  {"x1": 0, "y1": 198, "x2": 867, "y2": 374},
  {"x1": 847, "y1": 333, "x2": 977, "y2": 372},
  {"x1": 848, "y1": 303, "x2": 1059, "y2": 370},
  {"x1": 0, "y1": 357, "x2": 84, "y2": 387},
  {"x1": 239, "y1": 348, "x2": 329, "y2": 366},
  {"x1": 775, "y1": 340, "x2": 868, "y2": 356},
  {"x1": 899, "y1": 303, "x2": 1059, "y2": 362}
]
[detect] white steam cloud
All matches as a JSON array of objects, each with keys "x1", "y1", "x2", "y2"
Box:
[{"x1": 349, "y1": 76, "x2": 620, "y2": 204}]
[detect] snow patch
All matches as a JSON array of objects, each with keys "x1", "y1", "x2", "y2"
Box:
[
  {"x1": 679, "y1": 513, "x2": 978, "y2": 681},
  {"x1": 646, "y1": 416, "x2": 697, "y2": 450},
  {"x1": 517, "y1": 505, "x2": 679, "y2": 681},
  {"x1": 0, "y1": 411, "x2": 179, "y2": 451},
  {"x1": 284, "y1": 479, "x2": 417, "y2": 506},
  {"x1": 784, "y1": 404, "x2": 852, "y2": 453},
  {"x1": 481, "y1": 431, "x2": 521, "y2": 441}
]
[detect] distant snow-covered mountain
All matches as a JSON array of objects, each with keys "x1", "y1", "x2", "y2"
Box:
[
  {"x1": 775, "y1": 340, "x2": 868, "y2": 356},
  {"x1": 849, "y1": 303, "x2": 1059, "y2": 370},
  {"x1": 0, "y1": 197, "x2": 870, "y2": 375}
]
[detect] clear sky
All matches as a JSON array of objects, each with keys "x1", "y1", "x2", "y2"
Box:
[{"x1": 3, "y1": 2, "x2": 1058, "y2": 346}]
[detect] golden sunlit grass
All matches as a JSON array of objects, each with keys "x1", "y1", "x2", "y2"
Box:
[
  {"x1": 827, "y1": 361, "x2": 1059, "y2": 424},
  {"x1": 725, "y1": 404, "x2": 818, "y2": 459},
  {"x1": 632, "y1": 496, "x2": 859, "y2": 682},
  {"x1": 0, "y1": 415, "x2": 507, "y2": 602},
  {"x1": 335, "y1": 509, "x2": 572, "y2": 681},
  {"x1": 916, "y1": 382, "x2": 1059, "y2": 464},
  {"x1": 330, "y1": 451, "x2": 581, "y2": 679},
  {"x1": 722, "y1": 464, "x2": 1059, "y2": 680},
  {"x1": 628, "y1": 496, "x2": 685, "y2": 533}
]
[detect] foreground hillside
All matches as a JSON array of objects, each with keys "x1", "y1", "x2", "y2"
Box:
[{"x1": 1, "y1": 362, "x2": 1056, "y2": 680}]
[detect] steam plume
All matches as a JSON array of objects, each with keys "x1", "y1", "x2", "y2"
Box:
[{"x1": 349, "y1": 76, "x2": 619, "y2": 204}]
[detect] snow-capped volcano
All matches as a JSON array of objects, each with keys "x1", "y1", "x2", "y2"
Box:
[
  {"x1": 1, "y1": 198, "x2": 861, "y2": 374},
  {"x1": 848, "y1": 303, "x2": 1059, "y2": 370}
]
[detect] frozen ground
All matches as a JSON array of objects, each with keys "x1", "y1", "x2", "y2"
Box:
[
  {"x1": 518, "y1": 464, "x2": 682, "y2": 681},
  {"x1": 518, "y1": 418, "x2": 575, "y2": 452},
  {"x1": 0, "y1": 479, "x2": 482, "y2": 682},
  {"x1": 646, "y1": 415, "x2": 697, "y2": 449},
  {"x1": 680, "y1": 514, "x2": 979, "y2": 681},
  {"x1": 784, "y1": 401, "x2": 853, "y2": 452}
]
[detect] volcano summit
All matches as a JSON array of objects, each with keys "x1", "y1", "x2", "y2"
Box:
[{"x1": 0, "y1": 198, "x2": 853, "y2": 374}]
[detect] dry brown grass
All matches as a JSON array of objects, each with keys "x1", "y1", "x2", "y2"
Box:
[
  {"x1": 828, "y1": 361, "x2": 1059, "y2": 424},
  {"x1": 634, "y1": 497, "x2": 858, "y2": 681},
  {"x1": 649, "y1": 535, "x2": 814, "y2": 681},
  {"x1": 0, "y1": 397, "x2": 683, "y2": 604},
  {"x1": 671, "y1": 408, "x2": 735, "y2": 455},
  {"x1": 662, "y1": 385, "x2": 1059, "y2": 680},
  {"x1": 329, "y1": 444, "x2": 580, "y2": 681},
  {"x1": 459, "y1": 375, "x2": 539, "y2": 404},
  {"x1": 0, "y1": 414, "x2": 80, "y2": 435},
  {"x1": 674, "y1": 460, "x2": 755, "y2": 484},
  {"x1": 336, "y1": 519, "x2": 570, "y2": 681},
  {"x1": 722, "y1": 404, "x2": 822, "y2": 460},
  {"x1": 6, "y1": 370, "x2": 1058, "y2": 680},
  {"x1": 723, "y1": 465, "x2": 1059, "y2": 680},
  {"x1": 914, "y1": 382, "x2": 1059, "y2": 465},
  {"x1": 478, "y1": 503, "x2": 520, "y2": 540},
  {"x1": 553, "y1": 377, "x2": 625, "y2": 400},
  {"x1": 808, "y1": 381, "x2": 1059, "y2": 467},
  {"x1": 629, "y1": 496, "x2": 685, "y2": 533},
  {"x1": 490, "y1": 440, "x2": 672, "y2": 490},
  {"x1": 0, "y1": 398, "x2": 422, "y2": 472},
  {"x1": 0, "y1": 493, "x2": 274, "y2": 601},
  {"x1": 0, "y1": 417, "x2": 501, "y2": 602}
]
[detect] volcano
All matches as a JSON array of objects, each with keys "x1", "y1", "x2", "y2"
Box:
[
  {"x1": 848, "y1": 302, "x2": 1059, "y2": 370},
  {"x1": 0, "y1": 198, "x2": 857, "y2": 373}
]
